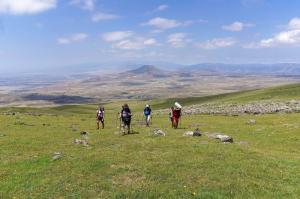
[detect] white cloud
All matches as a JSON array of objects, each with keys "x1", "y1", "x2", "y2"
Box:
[
  {"x1": 288, "y1": 17, "x2": 300, "y2": 30},
  {"x1": 143, "y1": 17, "x2": 181, "y2": 30},
  {"x1": 92, "y1": 12, "x2": 120, "y2": 22},
  {"x1": 0, "y1": 0, "x2": 56, "y2": 15},
  {"x1": 155, "y1": 4, "x2": 168, "y2": 12},
  {"x1": 222, "y1": 21, "x2": 255, "y2": 32},
  {"x1": 197, "y1": 37, "x2": 237, "y2": 49},
  {"x1": 245, "y1": 17, "x2": 300, "y2": 48},
  {"x1": 102, "y1": 31, "x2": 157, "y2": 50},
  {"x1": 57, "y1": 33, "x2": 88, "y2": 44},
  {"x1": 69, "y1": 0, "x2": 95, "y2": 11},
  {"x1": 113, "y1": 38, "x2": 157, "y2": 50},
  {"x1": 102, "y1": 31, "x2": 134, "y2": 42},
  {"x1": 143, "y1": 17, "x2": 203, "y2": 31},
  {"x1": 167, "y1": 33, "x2": 189, "y2": 48}
]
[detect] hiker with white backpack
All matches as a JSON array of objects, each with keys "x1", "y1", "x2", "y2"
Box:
[{"x1": 96, "y1": 105, "x2": 105, "y2": 129}]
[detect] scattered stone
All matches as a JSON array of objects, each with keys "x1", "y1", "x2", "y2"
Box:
[
  {"x1": 193, "y1": 128, "x2": 202, "y2": 136},
  {"x1": 74, "y1": 139, "x2": 89, "y2": 146},
  {"x1": 247, "y1": 119, "x2": 256, "y2": 125},
  {"x1": 157, "y1": 100, "x2": 300, "y2": 116},
  {"x1": 153, "y1": 129, "x2": 166, "y2": 136},
  {"x1": 183, "y1": 128, "x2": 202, "y2": 136},
  {"x1": 206, "y1": 132, "x2": 233, "y2": 143},
  {"x1": 80, "y1": 131, "x2": 89, "y2": 136},
  {"x1": 52, "y1": 152, "x2": 63, "y2": 161},
  {"x1": 183, "y1": 131, "x2": 194, "y2": 136},
  {"x1": 216, "y1": 134, "x2": 233, "y2": 143}
]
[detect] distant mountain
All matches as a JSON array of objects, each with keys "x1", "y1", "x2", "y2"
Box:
[
  {"x1": 184, "y1": 63, "x2": 300, "y2": 75},
  {"x1": 125, "y1": 65, "x2": 170, "y2": 77}
]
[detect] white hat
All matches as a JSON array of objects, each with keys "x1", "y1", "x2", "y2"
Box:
[
  {"x1": 174, "y1": 102, "x2": 182, "y2": 109},
  {"x1": 145, "y1": 104, "x2": 149, "y2": 107}
]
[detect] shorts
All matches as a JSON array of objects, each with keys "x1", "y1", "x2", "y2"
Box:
[
  {"x1": 122, "y1": 117, "x2": 131, "y2": 126},
  {"x1": 97, "y1": 117, "x2": 104, "y2": 122}
]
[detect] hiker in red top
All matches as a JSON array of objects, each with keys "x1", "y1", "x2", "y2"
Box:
[{"x1": 172, "y1": 102, "x2": 182, "y2": 129}]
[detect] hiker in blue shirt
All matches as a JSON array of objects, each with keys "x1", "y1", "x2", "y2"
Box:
[{"x1": 143, "y1": 104, "x2": 152, "y2": 127}]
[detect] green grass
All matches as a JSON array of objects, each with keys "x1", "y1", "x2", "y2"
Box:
[{"x1": 1, "y1": 83, "x2": 300, "y2": 198}]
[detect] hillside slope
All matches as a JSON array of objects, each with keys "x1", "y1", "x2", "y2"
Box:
[{"x1": 152, "y1": 83, "x2": 300, "y2": 109}]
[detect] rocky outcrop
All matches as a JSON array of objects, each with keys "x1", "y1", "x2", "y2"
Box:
[{"x1": 157, "y1": 100, "x2": 300, "y2": 116}]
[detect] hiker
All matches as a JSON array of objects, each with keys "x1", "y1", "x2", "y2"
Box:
[
  {"x1": 169, "y1": 106, "x2": 174, "y2": 127},
  {"x1": 172, "y1": 102, "x2": 182, "y2": 129},
  {"x1": 143, "y1": 104, "x2": 152, "y2": 127},
  {"x1": 96, "y1": 105, "x2": 105, "y2": 129},
  {"x1": 119, "y1": 104, "x2": 132, "y2": 134}
]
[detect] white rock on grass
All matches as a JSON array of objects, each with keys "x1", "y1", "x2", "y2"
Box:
[
  {"x1": 74, "y1": 139, "x2": 89, "y2": 146},
  {"x1": 52, "y1": 152, "x2": 63, "y2": 161},
  {"x1": 183, "y1": 131, "x2": 194, "y2": 136},
  {"x1": 153, "y1": 129, "x2": 166, "y2": 136},
  {"x1": 206, "y1": 132, "x2": 233, "y2": 143},
  {"x1": 247, "y1": 119, "x2": 256, "y2": 125},
  {"x1": 216, "y1": 134, "x2": 233, "y2": 143},
  {"x1": 183, "y1": 128, "x2": 201, "y2": 136}
]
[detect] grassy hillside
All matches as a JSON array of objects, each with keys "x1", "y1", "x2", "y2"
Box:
[
  {"x1": 152, "y1": 83, "x2": 300, "y2": 109},
  {"x1": 1, "y1": 83, "x2": 300, "y2": 198}
]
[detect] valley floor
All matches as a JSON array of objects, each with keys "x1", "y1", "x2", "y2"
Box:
[{"x1": 0, "y1": 103, "x2": 299, "y2": 198}]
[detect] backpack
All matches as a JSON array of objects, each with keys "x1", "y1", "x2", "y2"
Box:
[
  {"x1": 121, "y1": 108, "x2": 131, "y2": 119},
  {"x1": 97, "y1": 110, "x2": 104, "y2": 118},
  {"x1": 144, "y1": 107, "x2": 151, "y2": 116}
]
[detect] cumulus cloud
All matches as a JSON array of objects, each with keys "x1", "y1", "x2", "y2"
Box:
[
  {"x1": 245, "y1": 17, "x2": 300, "y2": 48},
  {"x1": 222, "y1": 21, "x2": 255, "y2": 32},
  {"x1": 288, "y1": 17, "x2": 300, "y2": 29},
  {"x1": 143, "y1": 17, "x2": 204, "y2": 32},
  {"x1": 113, "y1": 38, "x2": 157, "y2": 50},
  {"x1": 197, "y1": 37, "x2": 237, "y2": 49},
  {"x1": 57, "y1": 33, "x2": 88, "y2": 44},
  {"x1": 69, "y1": 0, "x2": 95, "y2": 11},
  {"x1": 102, "y1": 31, "x2": 157, "y2": 50},
  {"x1": 155, "y1": 4, "x2": 168, "y2": 12},
  {"x1": 102, "y1": 31, "x2": 134, "y2": 42},
  {"x1": 167, "y1": 33, "x2": 189, "y2": 48},
  {"x1": 143, "y1": 17, "x2": 182, "y2": 30},
  {"x1": 92, "y1": 12, "x2": 120, "y2": 22},
  {"x1": 0, "y1": 0, "x2": 56, "y2": 15}
]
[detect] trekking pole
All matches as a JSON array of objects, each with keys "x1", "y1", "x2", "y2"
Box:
[{"x1": 116, "y1": 113, "x2": 118, "y2": 128}]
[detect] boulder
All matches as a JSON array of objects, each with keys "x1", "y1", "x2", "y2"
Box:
[
  {"x1": 216, "y1": 134, "x2": 233, "y2": 143},
  {"x1": 247, "y1": 119, "x2": 256, "y2": 125},
  {"x1": 52, "y1": 152, "x2": 63, "y2": 161},
  {"x1": 193, "y1": 128, "x2": 202, "y2": 136},
  {"x1": 74, "y1": 139, "x2": 89, "y2": 146},
  {"x1": 206, "y1": 132, "x2": 233, "y2": 143},
  {"x1": 184, "y1": 128, "x2": 202, "y2": 136},
  {"x1": 153, "y1": 129, "x2": 166, "y2": 136},
  {"x1": 80, "y1": 131, "x2": 89, "y2": 135},
  {"x1": 183, "y1": 131, "x2": 194, "y2": 136}
]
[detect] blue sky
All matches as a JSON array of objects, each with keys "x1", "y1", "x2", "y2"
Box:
[{"x1": 1, "y1": 0, "x2": 300, "y2": 73}]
